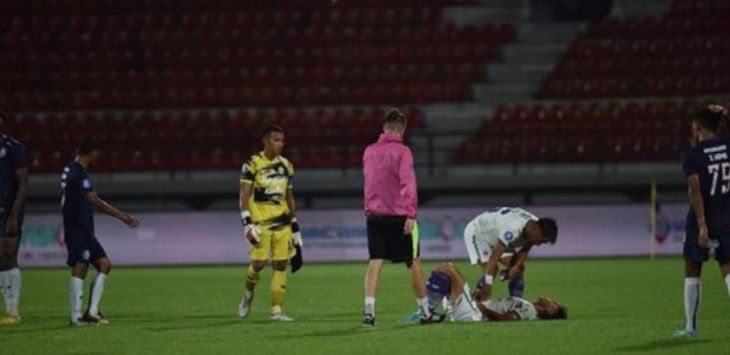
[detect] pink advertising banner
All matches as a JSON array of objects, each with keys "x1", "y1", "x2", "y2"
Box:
[{"x1": 18, "y1": 204, "x2": 689, "y2": 267}]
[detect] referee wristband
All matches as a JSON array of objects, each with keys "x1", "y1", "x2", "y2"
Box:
[{"x1": 482, "y1": 275, "x2": 494, "y2": 286}]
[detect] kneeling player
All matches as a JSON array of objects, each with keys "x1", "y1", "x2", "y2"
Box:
[{"x1": 426, "y1": 263, "x2": 566, "y2": 322}]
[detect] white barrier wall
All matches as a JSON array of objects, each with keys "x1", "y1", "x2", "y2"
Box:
[{"x1": 19, "y1": 204, "x2": 689, "y2": 267}]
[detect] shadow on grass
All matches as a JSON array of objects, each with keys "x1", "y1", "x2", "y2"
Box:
[
  {"x1": 616, "y1": 338, "x2": 712, "y2": 352},
  {"x1": 278, "y1": 324, "x2": 414, "y2": 339}
]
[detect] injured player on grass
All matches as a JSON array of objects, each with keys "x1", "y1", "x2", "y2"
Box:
[{"x1": 426, "y1": 262, "x2": 567, "y2": 322}]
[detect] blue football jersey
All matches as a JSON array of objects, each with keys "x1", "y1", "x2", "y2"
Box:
[
  {"x1": 61, "y1": 161, "x2": 95, "y2": 240},
  {"x1": 0, "y1": 135, "x2": 28, "y2": 214},
  {"x1": 682, "y1": 138, "x2": 730, "y2": 236}
]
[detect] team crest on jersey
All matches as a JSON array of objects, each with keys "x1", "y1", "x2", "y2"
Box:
[
  {"x1": 278, "y1": 166, "x2": 285, "y2": 175},
  {"x1": 0, "y1": 147, "x2": 6, "y2": 158},
  {"x1": 504, "y1": 231, "x2": 514, "y2": 241}
]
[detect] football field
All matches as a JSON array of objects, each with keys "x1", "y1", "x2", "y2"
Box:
[{"x1": 2, "y1": 258, "x2": 728, "y2": 355}]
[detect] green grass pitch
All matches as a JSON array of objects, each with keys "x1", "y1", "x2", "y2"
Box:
[{"x1": 1, "y1": 258, "x2": 729, "y2": 354}]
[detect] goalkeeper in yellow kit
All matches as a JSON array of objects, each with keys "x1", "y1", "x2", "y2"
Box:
[{"x1": 237, "y1": 125, "x2": 303, "y2": 322}]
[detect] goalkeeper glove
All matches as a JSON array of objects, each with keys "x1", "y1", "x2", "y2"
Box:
[{"x1": 241, "y1": 211, "x2": 260, "y2": 245}]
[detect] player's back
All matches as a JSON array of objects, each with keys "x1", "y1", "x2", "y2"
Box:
[
  {"x1": 470, "y1": 207, "x2": 537, "y2": 246},
  {"x1": 682, "y1": 138, "x2": 730, "y2": 235}
]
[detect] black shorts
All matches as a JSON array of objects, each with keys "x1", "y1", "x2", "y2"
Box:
[
  {"x1": 684, "y1": 233, "x2": 730, "y2": 263},
  {"x1": 366, "y1": 216, "x2": 420, "y2": 263},
  {"x1": 65, "y1": 237, "x2": 107, "y2": 267}
]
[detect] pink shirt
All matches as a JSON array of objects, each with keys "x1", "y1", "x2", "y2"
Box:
[{"x1": 362, "y1": 132, "x2": 417, "y2": 218}]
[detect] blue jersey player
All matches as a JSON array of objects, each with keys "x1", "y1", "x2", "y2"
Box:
[
  {"x1": 0, "y1": 112, "x2": 28, "y2": 326},
  {"x1": 675, "y1": 105, "x2": 730, "y2": 339},
  {"x1": 61, "y1": 136, "x2": 139, "y2": 326}
]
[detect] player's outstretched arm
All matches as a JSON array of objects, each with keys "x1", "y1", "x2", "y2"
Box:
[
  {"x1": 476, "y1": 302, "x2": 520, "y2": 322},
  {"x1": 85, "y1": 191, "x2": 139, "y2": 228}
]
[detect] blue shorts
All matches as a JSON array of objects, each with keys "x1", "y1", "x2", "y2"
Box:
[
  {"x1": 65, "y1": 237, "x2": 107, "y2": 267},
  {"x1": 684, "y1": 233, "x2": 730, "y2": 263}
]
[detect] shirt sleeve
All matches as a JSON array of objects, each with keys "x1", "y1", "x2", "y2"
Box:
[
  {"x1": 240, "y1": 159, "x2": 255, "y2": 183},
  {"x1": 497, "y1": 228, "x2": 516, "y2": 247},
  {"x1": 399, "y1": 147, "x2": 417, "y2": 219},
  {"x1": 10, "y1": 143, "x2": 29, "y2": 170},
  {"x1": 681, "y1": 151, "x2": 699, "y2": 177},
  {"x1": 81, "y1": 172, "x2": 94, "y2": 194}
]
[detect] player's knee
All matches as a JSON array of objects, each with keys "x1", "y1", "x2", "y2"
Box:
[
  {"x1": 252, "y1": 261, "x2": 266, "y2": 272},
  {"x1": 426, "y1": 271, "x2": 451, "y2": 306},
  {"x1": 272, "y1": 260, "x2": 287, "y2": 271}
]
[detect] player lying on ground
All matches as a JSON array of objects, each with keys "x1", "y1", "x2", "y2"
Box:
[{"x1": 426, "y1": 262, "x2": 566, "y2": 322}]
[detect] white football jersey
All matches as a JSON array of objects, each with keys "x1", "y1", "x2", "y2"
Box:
[
  {"x1": 467, "y1": 207, "x2": 538, "y2": 250},
  {"x1": 484, "y1": 297, "x2": 538, "y2": 321}
]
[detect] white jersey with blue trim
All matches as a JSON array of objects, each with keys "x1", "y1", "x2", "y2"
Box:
[
  {"x1": 484, "y1": 297, "x2": 538, "y2": 321},
  {"x1": 468, "y1": 207, "x2": 537, "y2": 250}
]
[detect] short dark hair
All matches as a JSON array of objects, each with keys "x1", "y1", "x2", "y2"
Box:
[
  {"x1": 78, "y1": 136, "x2": 100, "y2": 155},
  {"x1": 537, "y1": 218, "x2": 558, "y2": 244},
  {"x1": 541, "y1": 304, "x2": 568, "y2": 320},
  {"x1": 693, "y1": 105, "x2": 728, "y2": 133},
  {"x1": 261, "y1": 124, "x2": 284, "y2": 139},
  {"x1": 384, "y1": 108, "x2": 407, "y2": 128}
]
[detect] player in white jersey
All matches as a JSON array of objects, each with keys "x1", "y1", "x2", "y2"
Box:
[
  {"x1": 463, "y1": 207, "x2": 557, "y2": 301},
  {"x1": 426, "y1": 263, "x2": 566, "y2": 322}
]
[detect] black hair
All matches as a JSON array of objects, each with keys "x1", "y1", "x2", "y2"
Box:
[
  {"x1": 261, "y1": 124, "x2": 284, "y2": 139},
  {"x1": 384, "y1": 108, "x2": 407, "y2": 128},
  {"x1": 541, "y1": 304, "x2": 568, "y2": 320},
  {"x1": 537, "y1": 218, "x2": 558, "y2": 244},
  {"x1": 693, "y1": 105, "x2": 728, "y2": 133},
  {"x1": 78, "y1": 136, "x2": 100, "y2": 155}
]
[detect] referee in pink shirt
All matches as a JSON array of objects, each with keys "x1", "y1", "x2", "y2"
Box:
[{"x1": 361, "y1": 108, "x2": 443, "y2": 326}]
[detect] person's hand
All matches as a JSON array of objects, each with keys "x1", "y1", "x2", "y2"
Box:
[
  {"x1": 4, "y1": 214, "x2": 19, "y2": 237},
  {"x1": 506, "y1": 267, "x2": 522, "y2": 281},
  {"x1": 122, "y1": 214, "x2": 139, "y2": 228},
  {"x1": 291, "y1": 218, "x2": 303, "y2": 246},
  {"x1": 698, "y1": 225, "x2": 710, "y2": 249},
  {"x1": 403, "y1": 218, "x2": 415, "y2": 234},
  {"x1": 474, "y1": 285, "x2": 491, "y2": 302},
  {"x1": 244, "y1": 224, "x2": 261, "y2": 245}
]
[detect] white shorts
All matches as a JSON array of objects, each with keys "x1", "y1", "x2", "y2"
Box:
[
  {"x1": 444, "y1": 283, "x2": 482, "y2": 322},
  {"x1": 464, "y1": 222, "x2": 492, "y2": 265}
]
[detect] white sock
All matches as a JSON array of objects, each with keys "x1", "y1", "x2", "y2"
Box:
[
  {"x1": 364, "y1": 296, "x2": 375, "y2": 316},
  {"x1": 7, "y1": 268, "x2": 21, "y2": 316},
  {"x1": 725, "y1": 274, "x2": 730, "y2": 298},
  {"x1": 418, "y1": 296, "x2": 431, "y2": 317},
  {"x1": 69, "y1": 277, "x2": 84, "y2": 321},
  {"x1": 0, "y1": 271, "x2": 9, "y2": 314},
  {"x1": 88, "y1": 272, "x2": 107, "y2": 316},
  {"x1": 684, "y1": 277, "x2": 700, "y2": 333}
]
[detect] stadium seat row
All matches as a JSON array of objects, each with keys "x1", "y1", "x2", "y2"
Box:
[
  {"x1": 452, "y1": 99, "x2": 724, "y2": 164},
  {"x1": 4, "y1": 106, "x2": 424, "y2": 171}
]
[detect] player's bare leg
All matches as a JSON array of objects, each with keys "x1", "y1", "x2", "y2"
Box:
[
  {"x1": 674, "y1": 258, "x2": 702, "y2": 338},
  {"x1": 83, "y1": 257, "x2": 111, "y2": 325},
  {"x1": 269, "y1": 259, "x2": 292, "y2": 322},
  {"x1": 409, "y1": 258, "x2": 444, "y2": 324},
  {"x1": 363, "y1": 259, "x2": 383, "y2": 326},
  {"x1": 239, "y1": 259, "x2": 265, "y2": 318},
  {"x1": 718, "y1": 261, "x2": 730, "y2": 299},
  {"x1": 0, "y1": 234, "x2": 22, "y2": 326}
]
